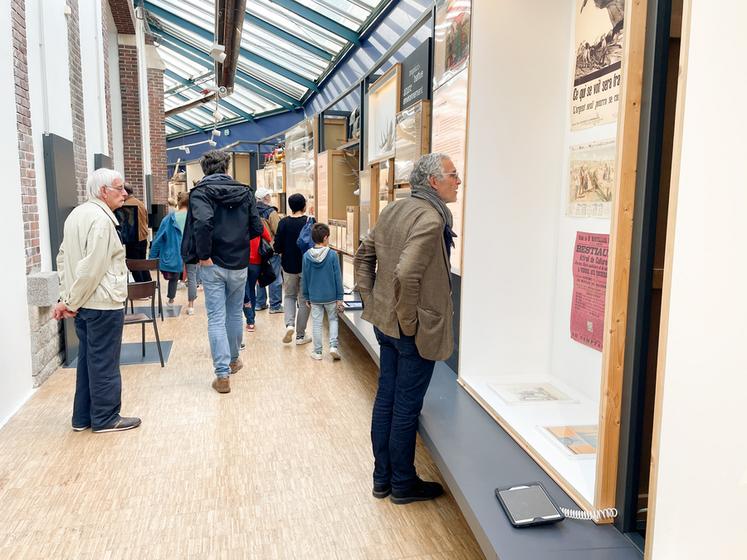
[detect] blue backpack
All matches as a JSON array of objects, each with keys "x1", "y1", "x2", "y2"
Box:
[{"x1": 296, "y1": 216, "x2": 316, "y2": 253}]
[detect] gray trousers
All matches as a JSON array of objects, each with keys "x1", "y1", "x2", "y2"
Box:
[{"x1": 283, "y1": 272, "x2": 310, "y2": 338}]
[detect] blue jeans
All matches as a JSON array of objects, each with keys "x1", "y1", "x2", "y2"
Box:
[
  {"x1": 255, "y1": 255, "x2": 283, "y2": 310},
  {"x1": 311, "y1": 302, "x2": 338, "y2": 354},
  {"x1": 371, "y1": 327, "x2": 436, "y2": 492},
  {"x1": 243, "y1": 263, "x2": 261, "y2": 325},
  {"x1": 186, "y1": 263, "x2": 198, "y2": 302},
  {"x1": 73, "y1": 308, "x2": 125, "y2": 429},
  {"x1": 201, "y1": 264, "x2": 247, "y2": 378}
]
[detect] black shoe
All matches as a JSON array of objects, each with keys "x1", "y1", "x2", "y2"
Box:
[
  {"x1": 372, "y1": 483, "x2": 391, "y2": 499},
  {"x1": 92, "y1": 416, "x2": 141, "y2": 433},
  {"x1": 72, "y1": 425, "x2": 90, "y2": 432},
  {"x1": 390, "y1": 478, "x2": 444, "y2": 505}
]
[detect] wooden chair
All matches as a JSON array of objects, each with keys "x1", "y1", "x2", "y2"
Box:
[
  {"x1": 126, "y1": 258, "x2": 163, "y2": 321},
  {"x1": 124, "y1": 281, "x2": 164, "y2": 367}
]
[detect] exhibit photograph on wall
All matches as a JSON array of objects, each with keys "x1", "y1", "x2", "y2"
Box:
[
  {"x1": 543, "y1": 425, "x2": 598, "y2": 456},
  {"x1": 570, "y1": 231, "x2": 610, "y2": 351},
  {"x1": 433, "y1": 0, "x2": 471, "y2": 90},
  {"x1": 570, "y1": 0, "x2": 625, "y2": 130},
  {"x1": 366, "y1": 65, "x2": 401, "y2": 165},
  {"x1": 394, "y1": 100, "x2": 430, "y2": 184},
  {"x1": 432, "y1": 69, "x2": 469, "y2": 274},
  {"x1": 567, "y1": 140, "x2": 616, "y2": 218},
  {"x1": 489, "y1": 382, "x2": 574, "y2": 405}
]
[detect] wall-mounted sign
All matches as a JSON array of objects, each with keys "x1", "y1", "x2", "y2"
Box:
[
  {"x1": 570, "y1": 231, "x2": 609, "y2": 351},
  {"x1": 400, "y1": 39, "x2": 432, "y2": 110}
]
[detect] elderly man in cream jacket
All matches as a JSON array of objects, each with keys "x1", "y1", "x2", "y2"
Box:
[{"x1": 52, "y1": 168, "x2": 141, "y2": 434}]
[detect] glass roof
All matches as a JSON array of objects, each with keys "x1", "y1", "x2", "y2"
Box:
[{"x1": 146, "y1": 0, "x2": 390, "y2": 138}]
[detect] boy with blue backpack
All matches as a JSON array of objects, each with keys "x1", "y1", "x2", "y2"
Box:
[
  {"x1": 273, "y1": 193, "x2": 313, "y2": 345},
  {"x1": 302, "y1": 223, "x2": 344, "y2": 361}
]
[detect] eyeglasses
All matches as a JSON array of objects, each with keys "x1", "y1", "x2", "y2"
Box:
[
  {"x1": 106, "y1": 185, "x2": 126, "y2": 192},
  {"x1": 443, "y1": 171, "x2": 461, "y2": 180}
]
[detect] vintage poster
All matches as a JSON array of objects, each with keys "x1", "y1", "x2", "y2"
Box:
[
  {"x1": 489, "y1": 382, "x2": 574, "y2": 405},
  {"x1": 570, "y1": 0, "x2": 625, "y2": 130},
  {"x1": 433, "y1": 0, "x2": 471, "y2": 90},
  {"x1": 543, "y1": 425, "x2": 598, "y2": 456},
  {"x1": 431, "y1": 69, "x2": 469, "y2": 275},
  {"x1": 570, "y1": 231, "x2": 609, "y2": 351},
  {"x1": 567, "y1": 140, "x2": 616, "y2": 218},
  {"x1": 367, "y1": 65, "x2": 401, "y2": 165}
]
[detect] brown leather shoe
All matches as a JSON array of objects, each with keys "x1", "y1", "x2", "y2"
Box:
[
  {"x1": 212, "y1": 377, "x2": 230, "y2": 394},
  {"x1": 229, "y1": 357, "x2": 243, "y2": 374}
]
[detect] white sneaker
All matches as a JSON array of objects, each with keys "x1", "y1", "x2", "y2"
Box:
[
  {"x1": 295, "y1": 336, "x2": 311, "y2": 346},
  {"x1": 186, "y1": 307, "x2": 195, "y2": 316},
  {"x1": 282, "y1": 326, "x2": 294, "y2": 344},
  {"x1": 310, "y1": 351, "x2": 322, "y2": 361},
  {"x1": 330, "y1": 347, "x2": 341, "y2": 361}
]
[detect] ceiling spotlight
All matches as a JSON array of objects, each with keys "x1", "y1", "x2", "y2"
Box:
[
  {"x1": 211, "y1": 129, "x2": 221, "y2": 137},
  {"x1": 208, "y1": 139, "x2": 217, "y2": 147},
  {"x1": 209, "y1": 43, "x2": 227, "y2": 64},
  {"x1": 203, "y1": 83, "x2": 228, "y2": 96}
]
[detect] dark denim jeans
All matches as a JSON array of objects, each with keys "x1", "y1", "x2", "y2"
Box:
[
  {"x1": 243, "y1": 263, "x2": 262, "y2": 325},
  {"x1": 73, "y1": 308, "x2": 125, "y2": 429},
  {"x1": 255, "y1": 254, "x2": 283, "y2": 310},
  {"x1": 372, "y1": 327, "x2": 436, "y2": 492}
]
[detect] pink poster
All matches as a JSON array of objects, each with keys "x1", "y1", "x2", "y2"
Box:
[{"x1": 570, "y1": 231, "x2": 609, "y2": 351}]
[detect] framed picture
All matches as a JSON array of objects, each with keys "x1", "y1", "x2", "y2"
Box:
[
  {"x1": 542, "y1": 425, "x2": 598, "y2": 457},
  {"x1": 367, "y1": 64, "x2": 402, "y2": 165},
  {"x1": 433, "y1": 0, "x2": 472, "y2": 90},
  {"x1": 489, "y1": 382, "x2": 574, "y2": 405}
]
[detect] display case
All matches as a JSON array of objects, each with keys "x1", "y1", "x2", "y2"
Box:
[
  {"x1": 394, "y1": 100, "x2": 431, "y2": 184},
  {"x1": 345, "y1": 206, "x2": 359, "y2": 255},
  {"x1": 316, "y1": 150, "x2": 358, "y2": 225},
  {"x1": 285, "y1": 119, "x2": 315, "y2": 215},
  {"x1": 367, "y1": 64, "x2": 402, "y2": 165},
  {"x1": 342, "y1": 254, "x2": 355, "y2": 291},
  {"x1": 458, "y1": 0, "x2": 645, "y2": 517}
]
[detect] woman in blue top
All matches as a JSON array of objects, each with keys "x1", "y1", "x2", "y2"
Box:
[{"x1": 149, "y1": 193, "x2": 185, "y2": 307}]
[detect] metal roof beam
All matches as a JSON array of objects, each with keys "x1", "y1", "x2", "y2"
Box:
[
  {"x1": 145, "y1": 2, "x2": 317, "y2": 92},
  {"x1": 155, "y1": 29, "x2": 301, "y2": 110},
  {"x1": 163, "y1": 69, "x2": 256, "y2": 122},
  {"x1": 244, "y1": 12, "x2": 334, "y2": 61},
  {"x1": 269, "y1": 0, "x2": 360, "y2": 45},
  {"x1": 168, "y1": 114, "x2": 205, "y2": 134},
  {"x1": 172, "y1": 91, "x2": 217, "y2": 120}
]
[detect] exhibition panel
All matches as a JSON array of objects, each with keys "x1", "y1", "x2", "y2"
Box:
[{"x1": 460, "y1": 0, "x2": 646, "y2": 514}]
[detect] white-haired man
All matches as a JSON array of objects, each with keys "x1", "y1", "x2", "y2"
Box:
[
  {"x1": 254, "y1": 186, "x2": 283, "y2": 313},
  {"x1": 355, "y1": 152, "x2": 460, "y2": 504},
  {"x1": 52, "y1": 168, "x2": 141, "y2": 433}
]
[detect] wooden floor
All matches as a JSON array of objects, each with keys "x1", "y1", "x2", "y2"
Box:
[{"x1": 0, "y1": 288, "x2": 483, "y2": 559}]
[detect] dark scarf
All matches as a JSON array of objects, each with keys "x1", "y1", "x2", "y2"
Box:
[{"x1": 411, "y1": 184, "x2": 457, "y2": 253}]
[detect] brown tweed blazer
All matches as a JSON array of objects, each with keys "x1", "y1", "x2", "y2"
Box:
[{"x1": 354, "y1": 197, "x2": 453, "y2": 361}]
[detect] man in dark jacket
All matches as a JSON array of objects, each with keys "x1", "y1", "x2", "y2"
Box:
[
  {"x1": 254, "y1": 187, "x2": 283, "y2": 313},
  {"x1": 182, "y1": 150, "x2": 263, "y2": 394}
]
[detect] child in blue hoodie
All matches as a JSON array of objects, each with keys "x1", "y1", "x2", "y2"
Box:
[{"x1": 302, "y1": 223, "x2": 344, "y2": 361}]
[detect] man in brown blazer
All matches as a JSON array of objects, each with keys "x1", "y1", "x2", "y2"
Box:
[{"x1": 355, "y1": 153, "x2": 460, "y2": 504}]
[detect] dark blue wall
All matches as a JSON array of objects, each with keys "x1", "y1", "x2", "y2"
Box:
[{"x1": 166, "y1": 109, "x2": 305, "y2": 167}]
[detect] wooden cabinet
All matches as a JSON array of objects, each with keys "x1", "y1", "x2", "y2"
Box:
[{"x1": 316, "y1": 150, "x2": 358, "y2": 225}]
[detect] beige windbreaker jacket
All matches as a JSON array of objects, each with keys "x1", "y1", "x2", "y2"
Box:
[{"x1": 56, "y1": 198, "x2": 128, "y2": 311}]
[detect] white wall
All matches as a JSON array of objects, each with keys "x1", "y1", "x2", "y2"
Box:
[
  {"x1": 0, "y1": 5, "x2": 34, "y2": 426},
  {"x1": 79, "y1": 0, "x2": 108, "y2": 168},
  {"x1": 460, "y1": 0, "x2": 572, "y2": 376},
  {"x1": 107, "y1": 4, "x2": 124, "y2": 174},
  {"x1": 26, "y1": 0, "x2": 74, "y2": 270},
  {"x1": 649, "y1": 1, "x2": 747, "y2": 558}
]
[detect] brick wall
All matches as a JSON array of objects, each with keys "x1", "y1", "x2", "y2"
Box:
[
  {"x1": 119, "y1": 44, "x2": 144, "y2": 199},
  {"x1": 11, "y1": 0, "x2": 40, "y2": 275},
  {"x1": 107, "y1": 0, "x2": 136, "y2": 34},
  {"x1": 66, "y1": 0, "x2": 88, "y2": 203},
  {"x1": 102, "y1": 0, "x2": 114, "y2": 162},
  {"x1": 148, "y1": 67, "x2": 167, "y2": 204}
]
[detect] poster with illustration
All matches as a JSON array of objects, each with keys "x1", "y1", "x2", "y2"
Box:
[
  {"x1": 433, "y1": 0, "x2": 471, "y2": 90},
  {"x1": 543, "y1": 425, "x2": 598, "y2": 456},
  {"x1": 570, "y1": 0, "x2": 625, "y2": 130},
  {"x1": 568, "y1": 140, "x2": 616, "y2": 218},
  {"x1": 367, "y1": 65, "x2": 401, "y2": 165}
]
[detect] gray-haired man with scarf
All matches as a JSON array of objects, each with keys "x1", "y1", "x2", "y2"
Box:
[{"x1": 354, "y1": 153, "x2": 460, "y2": 504}]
